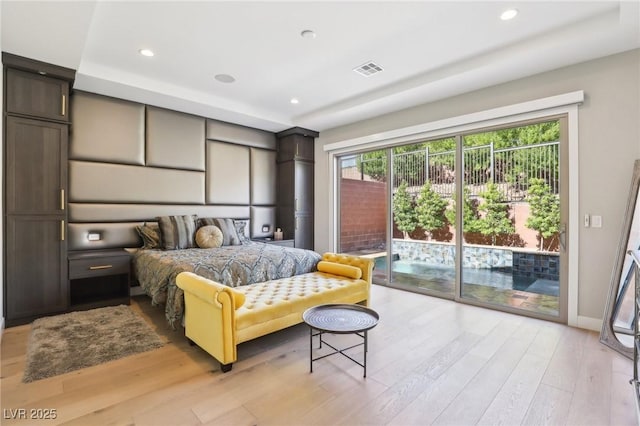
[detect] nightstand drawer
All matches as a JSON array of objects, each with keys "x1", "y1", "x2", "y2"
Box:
[
  {"x1": 69, "y1": 256, "x2": 130, "y2": 279},
  {"x1": 68, "y1": 249, "x2": 131, "y2": 310}
]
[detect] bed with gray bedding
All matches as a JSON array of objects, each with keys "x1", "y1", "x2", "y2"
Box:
[{"x1": 133, "y1": 242, "x2": 321, "y2": 327}]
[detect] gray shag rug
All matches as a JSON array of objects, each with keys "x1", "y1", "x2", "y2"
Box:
[{"x1": 23, "y1": 305, "x2": 164, "y2": 383}]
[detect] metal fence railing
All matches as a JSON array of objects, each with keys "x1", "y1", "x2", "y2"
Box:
[{"x1": 341, "y1": 141, "x2": 559, "y2": 202}]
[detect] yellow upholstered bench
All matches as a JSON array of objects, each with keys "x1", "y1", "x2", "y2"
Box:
[{"x1": 176, "y1": 252, "x2": 374, "y2": 372}]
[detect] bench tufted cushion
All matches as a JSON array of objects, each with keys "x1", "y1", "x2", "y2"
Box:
[{"x1": 234, "y1": 272, "x2": 368, "y2": 339}]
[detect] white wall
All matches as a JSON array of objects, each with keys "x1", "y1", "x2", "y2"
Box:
[{"x1": 315, "y1": 49, "x2": 640, "y2": 323}]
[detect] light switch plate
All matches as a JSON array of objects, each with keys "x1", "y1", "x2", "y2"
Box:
[{"x1": 591, "y1": 215, "x2": 602, "y2": 228}]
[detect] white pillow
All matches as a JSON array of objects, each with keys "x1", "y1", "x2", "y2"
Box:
[{"x1": 195, "y1": 225, "x2": 223, "y2": 248}]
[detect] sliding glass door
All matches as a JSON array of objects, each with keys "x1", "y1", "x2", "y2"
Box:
[{"x1": 337, "y1": 118, "x2": 567, "y2": 322}]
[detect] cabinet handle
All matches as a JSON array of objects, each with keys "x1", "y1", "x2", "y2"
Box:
[
  {"x1": 61, "y1": 220, "x2": 65, "y2": 241},
  {"x1": 60, "y1": 189, "x2": 65, "y2": 210},
  {"x1": 296, "y1": 143, "x2": 299, "y2": 157},
  {"x1": 61, "y1": 95, "x2": 66, "y2": 116},
  {"x1": 295, "y1": 217, "x2": 298, "y2": 230},
  {"x1": 89, "y1": 265, "x2": 113, "y2": 270},
  {"x1": 295, "y1": 198, "x2": 298, "y2": 212}
]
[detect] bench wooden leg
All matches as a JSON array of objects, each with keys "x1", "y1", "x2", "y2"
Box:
[{"x1": 220, "y1": 363, "x2": 233, "y2": 373}]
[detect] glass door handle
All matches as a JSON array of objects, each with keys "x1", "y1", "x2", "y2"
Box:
[{"x1": 559, "y1": 223, "x2": 566, "y2": 252}]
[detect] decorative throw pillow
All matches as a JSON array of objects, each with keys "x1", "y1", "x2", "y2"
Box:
[
  {"x1": 198, "y1": 218, "x2": 241, "y2": 246},
  {"x1": 195, "y1": 225, "x2": 224, "y2": 248},
  {"x1": 157, "y1": 215, "x2": 198, "y2": 250},
  {"x1": 234, "y1": 219, "x2": 251, "y2": 245},
  {"x1": 135, "y1": 223, "x2": 161, "y2": 249}
]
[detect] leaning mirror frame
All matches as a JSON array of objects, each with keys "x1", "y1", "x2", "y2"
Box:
[{"x1": 600, "y1": 159, "x2": 640, "y2": 359}]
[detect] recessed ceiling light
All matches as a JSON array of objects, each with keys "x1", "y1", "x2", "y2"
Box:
[
  {"x1": 215, "y1": 74, "x2": 236, "y2": 83},
  {"x1": 500, "y1": 9, "x2": 518, "y2": 20},
  {"x1": 290, "y1": 98, "x2": 299, "y2": 104},
  {"x1": 300, "y1": 30, "x2": 316, "y2": 39},
  {"x1": 139, "y1": 48, "x2": 154, "y2": 57}
]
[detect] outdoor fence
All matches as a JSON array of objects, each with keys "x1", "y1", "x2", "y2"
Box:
[{"x1": 341, "y1": 141, "x2": 559, "y2": 202}]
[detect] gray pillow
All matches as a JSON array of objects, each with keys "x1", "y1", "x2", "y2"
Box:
[
  {"x1": 135, "y1": 223, "x2": 161, "y2": 249},
  {"x1": 198, "y1": 218, "x2": 241, "y2": 246},
  {"x1": 157, "y1": 215, "x2": 198, "y2": 250}
]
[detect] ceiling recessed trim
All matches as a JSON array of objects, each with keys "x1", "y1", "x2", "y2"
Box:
[
  {"x1": 301, "y1": 29, "x2": 316, "y2": 39},
  {"x1": 500, "y1": 9, "x2": 519, "y2": 21},
  {"x1": 215, "y1": 74, "x2": 236, "y2": 83}
]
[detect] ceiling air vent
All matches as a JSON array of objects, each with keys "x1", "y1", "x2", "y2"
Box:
[{"x1": 353, "y1": 61, "x2": 383, "y2": 77}]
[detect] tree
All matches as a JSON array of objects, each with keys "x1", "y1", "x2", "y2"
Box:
[
  {"x1": 476, "y1": 183, "x2": 514, "y2": 245},
  {"x1": 393, "y1": 181, "x2": 416, "y2": 239},
  {"x1": 525, "y1": 178, "x2": 560, "y2": 251},
  {"x1": 415, "y1": 181, "x2": 448, "y2": 240},
  {"x1": 445, "y1": 186, "x2": 480, "y2": 233}
]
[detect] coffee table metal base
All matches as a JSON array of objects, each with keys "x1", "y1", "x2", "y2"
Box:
[
  {"x1": 309, "y1": 328, "x2": 370, "y2": 377},
  {"x1": 303, "y1": 304, "x2": 379, "y2": 378}
]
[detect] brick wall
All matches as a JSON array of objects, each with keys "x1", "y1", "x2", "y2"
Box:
[{"x1": 340, "y1": 179, "x2": 387, "y2": 252}]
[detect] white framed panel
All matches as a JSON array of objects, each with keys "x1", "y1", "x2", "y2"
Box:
[
  {"x1": 69, "y1": 161, "x2": 205, "y2": 204},
  {"x1": 207, "y1": 141, "x2": 250, "y2": 204},
  {"x1": 250, "y1": 148, "x2": 276, "y2": 205},
  {"x1": 146, "y1": 106, "x2": 205, "y2": 170},
  {"x1": 70, "y1": 91, "x2": 145, "y2": 165}
]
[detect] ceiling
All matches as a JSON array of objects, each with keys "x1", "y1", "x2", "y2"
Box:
[{"x1": 2, "y1": 1, "x2": 639, "y2": 133}]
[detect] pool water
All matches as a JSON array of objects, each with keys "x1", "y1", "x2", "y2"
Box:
[{"x1": 374, "y1": 257, "x2": 559, "y2": 297}]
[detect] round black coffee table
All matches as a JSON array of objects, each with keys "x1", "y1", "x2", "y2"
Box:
[{"x1": 303, "y1": 303, "x2": 379, "y2": 377}]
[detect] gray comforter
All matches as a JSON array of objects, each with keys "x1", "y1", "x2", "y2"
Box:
[{"x1": 133, "y1": 242, "x2": 321, "y2": 327}]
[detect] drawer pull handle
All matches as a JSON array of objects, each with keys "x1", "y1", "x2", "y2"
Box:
[
  {"x1": 89, "y1": 265, "x2": 113, "y2": 270},
  {"x1": 61, "y1": 95, "x2": 66, "y2": 116}
]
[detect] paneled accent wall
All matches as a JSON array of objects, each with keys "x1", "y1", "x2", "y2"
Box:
[{"x1": 69, "y1": 91, "x2": 277, "y2": 250}]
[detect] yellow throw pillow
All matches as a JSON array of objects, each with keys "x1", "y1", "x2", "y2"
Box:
[
  {"x1": 317, "y1": 261, "x2": 362, "y2": 279},
  {"x1": 195, "y1": 225, "x2": 224, "y2": 248}
]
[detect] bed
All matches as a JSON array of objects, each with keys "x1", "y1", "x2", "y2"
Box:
[{"x1": 133, "y1": 241, "x2": 321, "y2": 327}]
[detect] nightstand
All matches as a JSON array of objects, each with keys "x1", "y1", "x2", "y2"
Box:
[
  {"x1": 68, "y1": 249, "x2": 131, "y2": 310},
  {"x1": 253, "y1": 238, "x2": 295, "y2": 248}
]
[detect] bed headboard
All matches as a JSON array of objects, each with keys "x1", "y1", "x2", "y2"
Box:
[{"x1": 68, "y1": 91, "x2": 277, "y2": 250}]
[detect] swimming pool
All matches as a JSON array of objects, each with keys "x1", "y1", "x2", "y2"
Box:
[{"x1": 374, "y1": 256, "x2": 559, "y2": 296}]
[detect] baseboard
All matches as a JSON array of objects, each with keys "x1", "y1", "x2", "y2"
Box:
[{"x1": 576, "y1": 315, "x2": 602, "y2": 332}]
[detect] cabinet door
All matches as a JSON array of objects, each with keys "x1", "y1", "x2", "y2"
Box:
[
  {"x1": 6, "y1": 68, "x2": 70, "y2": 121},
  {"x1": 5, "y1": 116, "x2": 68, "y2": 215},
  {"x1": 294, "y1": 161, "x2": 314, "y2": 215},
  {"x1": 6, "y1": 216, "x2": 68, "y2": 320},
  {"x1": 277, "y1": 135, "x2": 314, "y2": 162},
  {"x1": 294, "y1": 215, "x2": 314, "y2": 250}
]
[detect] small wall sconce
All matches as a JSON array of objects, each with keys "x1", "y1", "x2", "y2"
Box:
[{"x1": 87, "y1": 232, "x2": 102, "y2": 241}]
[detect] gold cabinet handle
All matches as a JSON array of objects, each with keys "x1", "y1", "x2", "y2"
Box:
[
  {"x1": 296, "y1": 143, "x2": 299, "y2": 157},
  {"x1": 89, "y1": 265, "x2": 113, "y2": 270},
  {"x1": 61, "y1": 95, "x2": 66, "y2": 116},
  {"x1": 60, "y1": 189, "x2": 65, "y2": 210},
  {"x1": 61, "y1": 220, "x2": 65, "y2": 241}
]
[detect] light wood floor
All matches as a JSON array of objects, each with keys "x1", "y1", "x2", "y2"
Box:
[{"x1": 1, "y1": 284, "x2": 636, "y2": 426}]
